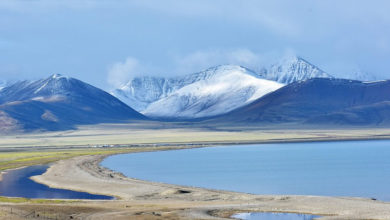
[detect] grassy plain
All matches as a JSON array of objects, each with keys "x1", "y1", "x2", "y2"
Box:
[
  {"x1": 0, "y1": 145, "x2": 193, "y2": 173},
  {"x1": 0, "y1": 148, "x2": 132, "y2": 172},
  {"x1": 0, "y1": 196, "x2": 71, "y2": 204}
]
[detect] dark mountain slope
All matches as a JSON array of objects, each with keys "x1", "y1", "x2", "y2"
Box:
[
  {"x1": 211, "y1": 78, "x2": 390, "y2": 125},
  {"x1": 0, "y1": 74, "x2": 147, "y2": 131}
]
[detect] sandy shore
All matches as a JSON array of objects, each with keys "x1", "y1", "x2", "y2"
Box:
[
  {"x1": 19, "y1": 151, "x2": 390, "y2": 219},
  {"x1": 2, "y1": 126, "x2": 390, "y2": 219}
]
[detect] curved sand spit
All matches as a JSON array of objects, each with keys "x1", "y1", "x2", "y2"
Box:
[{"x1": 24, "y1": 154, "x2": 390, "y2": 219}]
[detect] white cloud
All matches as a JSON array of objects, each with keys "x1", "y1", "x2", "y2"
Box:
[
  {"x1": 174, "y1": 49, "x2": 284, "y2": 74},
  {"x1": 107, "y1": 57, "x2": 140, "y2": 87},
  {"x1": 106, "y1": 49, "x2": 278, "y2": 86},
  {"x1": 107, "y1": 49, "x2": 294, "y2": 87}
]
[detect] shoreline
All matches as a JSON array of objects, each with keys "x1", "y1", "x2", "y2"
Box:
[
  {"x1": 3, "y1": 135, "x2": 388, "y2": 183},
  {"x1": 29, "y1": 142, "x2": 390, "y2": 219},
  {"x1": 2, "y1": 136, "x2": 390, "y2": 219}
]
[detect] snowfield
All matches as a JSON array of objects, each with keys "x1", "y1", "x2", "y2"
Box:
[{"x1": 143, "y1": 66, "x2": 282, "y2": 118}]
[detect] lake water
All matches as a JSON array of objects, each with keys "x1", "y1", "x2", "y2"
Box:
[
  {"x1": 101, "y1": 140, "x2": 390, "y2": 200},
  {"x1": 232, "y1": 212, "x2": 321, "y2": 220},
  {"x1": 0, "y1": 165, "x2": 113, "y2": 199}
]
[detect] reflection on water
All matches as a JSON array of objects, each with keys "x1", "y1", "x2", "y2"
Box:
[
  {"x1": 0, "y1": 165, "x2": 112, "y2": 199},
  {"x1": 232, "y1": 212, "x2": 321, "y2": 220},
  {"x1": 102, "y1": 140, "x2": 390, "y2": 200}
]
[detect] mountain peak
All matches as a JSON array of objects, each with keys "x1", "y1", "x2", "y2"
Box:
[
  {"x1": 0, "y1": 74, "x2": 91, "y2": 103},
  {"x1": 0, "y1": 74, "x2": 146, "y2": 131},
  {"x1": 205, "y1": 64, "x2": 245, "y2": 71},
  {"x1": 50, "y1": 73, "x2": 69, "y2": 80},
  {"x1": 52, "y1": 73, "x2": 62, "y2": 78},
  {"x1": 295, "y1": 56, "x2": 313, "y2": 64},
  {"x1": 261, "y1": 56, "x2": 333, "y2": 84},
  {"x1": 197, "y1": 64, "x2": 258, "y2": 79}
]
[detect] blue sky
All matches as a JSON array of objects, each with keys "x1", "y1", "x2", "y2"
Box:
[{"x1": 1, "y1": 0, "x2": 390, "y2": 89}]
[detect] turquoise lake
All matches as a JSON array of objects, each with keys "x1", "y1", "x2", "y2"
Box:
[{"x1": 101, "y1": 140, "x2": 390, "y2": 200}]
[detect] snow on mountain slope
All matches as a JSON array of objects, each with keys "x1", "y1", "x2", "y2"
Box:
[
  {"x1": 111, "y1": 76, "x2": 178, "y2": 112},
  {"x1": 111, "y1": 56, "x2": 333, "y2": 118},
  {"x1": 112, "y1": 56, "x2": 332, "y2": 114},
  {"x1": 211, "y1": 78, "x2": 390, "y2": 125},
  {"x1": 142, "y1": 66, "x2": 283, "y2": 119},
  {"x1": 111, "y1": 65, "x2": 263, "y2": 112},
  {"x1": 0, "y1": 74, "x2": 75, "y2": 103},
  {"x1": 260, "y1": 56, "x2": 333, "y2": 84}
]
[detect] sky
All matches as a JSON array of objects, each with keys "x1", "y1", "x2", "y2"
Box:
[{"x1": 1, "y1": 0, "x2": 390, "y2": 89}]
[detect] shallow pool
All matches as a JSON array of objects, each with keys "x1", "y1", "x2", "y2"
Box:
[{"x1": 232, "y1": 212, "x2": 321, "y2": 220}]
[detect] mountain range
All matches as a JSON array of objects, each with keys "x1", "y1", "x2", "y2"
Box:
[
  {"x1": 111, "y1": 56, "x2": 329, "y2": 118},
  {"x1": 0, "y1": 56, "x2": 387, "y2": 132},
  {"x1": 142, "y1": 65, "x2": 283, "y2": 119},
  {"x1": 0, "y1": 74, "x2": 145, "y2": 132},
  {"x1": 212, "y1": 78, "x2": 390, "y2": 125}
]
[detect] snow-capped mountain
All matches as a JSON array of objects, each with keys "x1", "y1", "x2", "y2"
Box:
[
  {"x1": 143, "y1": 66, "x2": 282, "y2": 119},
  {"x1": 260, "y1": 56, "x2": 333, "y2": 84},
  {"x1": 0, "y1": 74, "x2": 146, "y2": 131},
  {"x1": 111, "y1": 65, "x2": 275, "y2": 113},
  {"x1": 0, "y1": 74, "x2": 113, "y2": 103},
  {"x1": 111, "y1": 76, "x2": 183, "y2": 112},
  {"x1": 111, "y1": 56, "x2": 335, "y2": 119}
]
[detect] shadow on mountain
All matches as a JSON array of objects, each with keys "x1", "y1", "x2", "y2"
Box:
[
  {"x1": 208, "y1": 78, "x2": 390, "y2": 126},
  {"x1": 0, "y1": 74, "x2": 147, "y2": 132}
]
